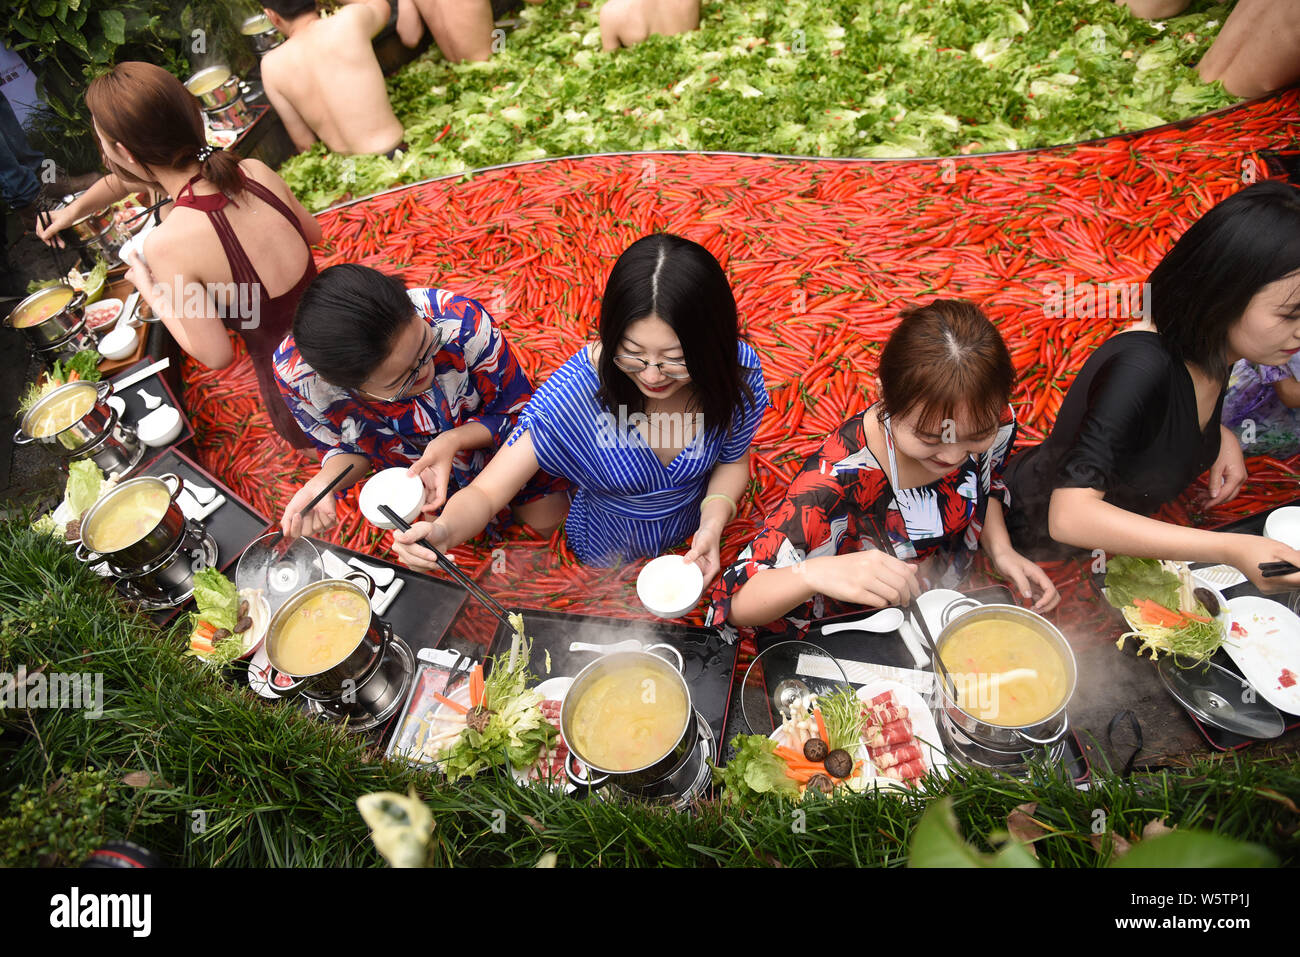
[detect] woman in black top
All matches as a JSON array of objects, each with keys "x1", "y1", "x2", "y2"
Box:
[{"x1": 1001, "y1": 180, "x2": 1300, "y2": 592}]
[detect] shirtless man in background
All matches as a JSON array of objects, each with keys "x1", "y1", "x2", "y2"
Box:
[{"x1": 260, "y1": 0, "x2": 406, "y2": 156}]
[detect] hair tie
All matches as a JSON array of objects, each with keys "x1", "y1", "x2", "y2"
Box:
[{"x1": 196, "y1": 145, "x2": 215, "y2": 163}]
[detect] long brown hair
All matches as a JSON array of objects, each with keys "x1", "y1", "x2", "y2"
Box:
[
  {"x1": 876, "y1": 299, "x2": 1015, "y2": 436},
  {"x1": 85, "y1": 61, "x2": 244, "y2": 197}
]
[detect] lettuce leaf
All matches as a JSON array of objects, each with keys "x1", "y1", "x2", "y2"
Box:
[
  {"x1": 712, "y1": 734, "x2": 801, "y2": 805},
  {"x1": 279, "y1": 0, "x2": 1237, "y2": 212},
  {"x1": 191, "y1": 567, "x2": 239, "y2": 632},
  {"x1": 1103, "y1": 556, "x2": 1181, "y2": 612},
  {"x1": 65, "y1": 461, "x2": 104, "y2": 519}
]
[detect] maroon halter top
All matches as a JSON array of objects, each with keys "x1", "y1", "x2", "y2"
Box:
[{"x1": 173, "y1": 171, "x2": 317, "y2": 450}]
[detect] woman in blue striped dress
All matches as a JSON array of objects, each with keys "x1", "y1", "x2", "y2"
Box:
[{"x1": 392, "y1": 233, "x2": 770, "y2": 576}]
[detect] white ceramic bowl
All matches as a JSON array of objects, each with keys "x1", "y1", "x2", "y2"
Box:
[
  {"x1": 97, "y1": 322, "x2": 138, "y2": 360},
  {"x1": 136, "y1": 405, "x2": 183, "y2": 446},
  {"x1": 359, "y1": 467, "x2": 426, "y2": 529},
  {"x1": 637, "y1": 554, "x2": 705, "y2": 619},
  {"x1": 1264, "y1": 506, "x2": 1300, "y2": 550},
  {"x1": 83, "y1": 297, "x2": 123, "y2": 332}
]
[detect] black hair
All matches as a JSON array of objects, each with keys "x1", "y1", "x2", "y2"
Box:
[
  {"x1": 596, "y1": 234, "x2": 752, "y2": 434},
  {"x1": 1151, "y1": 179, "x2": 1300, "y2": 381},
  {"x1": 262, "y1": 0, "x2": 318, "y2": 20},
  {"x1": 292, "y1": 264, "x2": 413, "y2": 389}
]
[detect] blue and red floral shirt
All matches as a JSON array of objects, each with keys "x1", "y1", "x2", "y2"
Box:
[
  {"x1": 273, "y1": 287, "x2": 548, "y2": 498},
  {"x1": 707, "y1": 405, "x2": 1015, "y2": 641}
]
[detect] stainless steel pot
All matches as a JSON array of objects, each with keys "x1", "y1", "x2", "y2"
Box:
[
  {"x1": 204, "y1": 98, "x2": 254, "y2": 132},
  {"x1": 6, "y1": 285, "x2": 88, "y2": 350},
  {"x1": 67, "y1": 416, "x2": 144, "y2": 479},
  {"x1": 931, "y1": 602, "x2": 1077, "y2": 753},
  {"x1": 67, "y1": 206, "x2": 117, "y2": 243},
  {"x1": 265, "y1": 571, "x2": 391, "y2": 700},
  {"x1": 15, "y1": 380, "x2": 114, "y2": 455},
  {"x1": 76, "y1": 473, "x2": 186, "y2": 570},
  {"x1": 185, "y1": 66, "x2": 241, "y2": 109},
  {"x1": 240, "y1": 14, "x2": 284, "y2": 55},
  {"x1": 561, "y1": 644, "x2": 701, "y2": 794}
]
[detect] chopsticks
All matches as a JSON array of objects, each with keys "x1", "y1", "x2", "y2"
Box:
[
  {"x1": 266, "y1": 464, "x2": 358, "y2": 550},
  {"x1": 120, "y1": 196, "x2": 171, "y2": 229},
  {"x1": 1259, "y1": 561, "x2": 1300, "y2": 579},
  {"x1": 377, "y1": 504, "x2": 514, "y2": 630},
  {"x1": 111, "y1": 357, "x2": 171, "y2": 391},
  {"x1": 865, "y1": 513, "x2": 959, "y2": 699}
]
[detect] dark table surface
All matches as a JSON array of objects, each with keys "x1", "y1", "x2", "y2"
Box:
[
  {"x1": 136, "y1": 443, "x2": 1300, "y2": 774},
  {"x1": 1076, "y1": 507, "x2": 1300, "y2": 768}
]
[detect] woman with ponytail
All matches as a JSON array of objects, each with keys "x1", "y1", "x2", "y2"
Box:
[{"x1": 80, "y1": 61, "x2": 322, "y2": 449}]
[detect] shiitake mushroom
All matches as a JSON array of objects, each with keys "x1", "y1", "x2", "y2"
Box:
[
  {"x1": 824, "y1": 748, "x2": 853, "y2": 779},
  {"x1": 1193, "y1": 587, "x2": 1220, "y2": 618},
  {"x1": 803, "y1": 737, "x2": 829, "y2": 762},
  {"x1": 806, "y1": 773, "x2": 835, "y2": 794}
]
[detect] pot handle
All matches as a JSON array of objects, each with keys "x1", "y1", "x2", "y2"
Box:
[
  {"x1": 68, "y1": 288, "x2": 87, "y2": 313},
  {"x1": 1015, "y1": 712, "x2": 1070, "y2": 747},
  {"x1": 939, "y1": 596, "x2": 982, "y2": 628},
  {"x1": 74, "y1": 541, "x2": 101, "y2": 564},
  {"x1": 564, "y1": 749, "x2": 609, "y2": 790},
  {"x1": 373, "y1": 617, "x2": 393, "y2": 656},
  {"x1": 13, "y1": 428, "x2": 34, "y2": 446},
  {"x1": 643, "y1": 642, "x2": 684, "y2": 674},
  {"x1": 344, "y1": 569, "x2": 376, "y2": 597},
  {"x1": 95, "y1": 379, "x2": 114, "y2": 402},
  {"x1": 156, "y1": 472, "x2": 184, "y2": 503}
]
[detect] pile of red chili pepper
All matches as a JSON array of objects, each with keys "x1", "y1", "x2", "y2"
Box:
[{"x1": 183, "y1": 88, "x2": 1300, "y2": 647}]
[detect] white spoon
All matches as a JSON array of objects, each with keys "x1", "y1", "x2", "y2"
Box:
[
  {"x1": 348, "y1": 556, "x2": 395, "y2": 589},
  {"x1": 187, "y1": 480, "x2": 218, "y2": 505},
  {"x1": 818, "y1": 607, "x2": 906, "y2": 636}
]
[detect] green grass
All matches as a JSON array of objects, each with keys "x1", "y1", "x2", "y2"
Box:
[
  {"x1": 281, "y1": 0, "x2": 1239, "y2": 210},
  {"x1": 1, "y1": 518, "x2": 1297, "y2": 867}
]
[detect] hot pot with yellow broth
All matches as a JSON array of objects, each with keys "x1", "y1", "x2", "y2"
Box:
[
  {"x1": 932, "y1": 602, "x2": 1077, "y2": 753},
  {"x1": 560, "y1": 644, "x2": 710, "y2": 799},
  {"x1": 265, "y1": 572, "x2": 392, "y2": 702}
]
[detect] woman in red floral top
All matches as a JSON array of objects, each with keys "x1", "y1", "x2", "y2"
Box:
[{"x1": 708, "y1": 300, "x2": 1059, "y2": 642}]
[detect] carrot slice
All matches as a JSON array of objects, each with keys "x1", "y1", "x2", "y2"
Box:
[
  {"x1": 469, "y1": 665, "x2": 485, "y2": 709},
  {"x1": 1134, "y1": 599, "x2": 1183, "y2": 627},
  {"x1": 433, "y1": 692, "x2": 469, "y2": 714}
]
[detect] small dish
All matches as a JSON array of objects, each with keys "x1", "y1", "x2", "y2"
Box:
[
  {"x1": 636, "y1": 554, "x2": 705, "y2": 619},
  {"x1": 97, "y1": 323, "x2": 138, "y2": 360},
  {"x1": 136, "y1": 405, "x2": 182, "y2": 446},
  {"x1": 1263, "y1": 507, "x2": 1300, "y2": 551},
  {"x1": 359, "y1": 467, "x2": 425, "y2": 529},
  {"x1": 83, "y1": 298, "x2": 123, "y2": 332}
]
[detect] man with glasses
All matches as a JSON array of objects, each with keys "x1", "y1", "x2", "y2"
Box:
[{"x1": 273, "y1": 264, "x2": 566, "y2": 539}]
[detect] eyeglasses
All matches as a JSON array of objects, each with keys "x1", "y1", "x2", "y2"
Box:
[
  {"x1": 612, "y1": 354, "x2": 691, "y2": 380},
  {"x1": 358, "y1": 325, "x2": 442, "y2": 402}
]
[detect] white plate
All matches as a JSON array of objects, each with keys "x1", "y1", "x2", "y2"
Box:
[
  {"x1": 1221, "y1": 596, "x2": 1300, "y2": 715},
  {"x1": 856, "y1": 677, "x2": 948, "y2": 785},
  {"x1": 512, "y1": 677, "x2": 576, "y2": 792},
  {"x1": 768, "y1": 702, "x2": 875, "y2": 789},
  {"x1": 1109, "y1": 582, "x2": 1232, "y2": 657}
]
